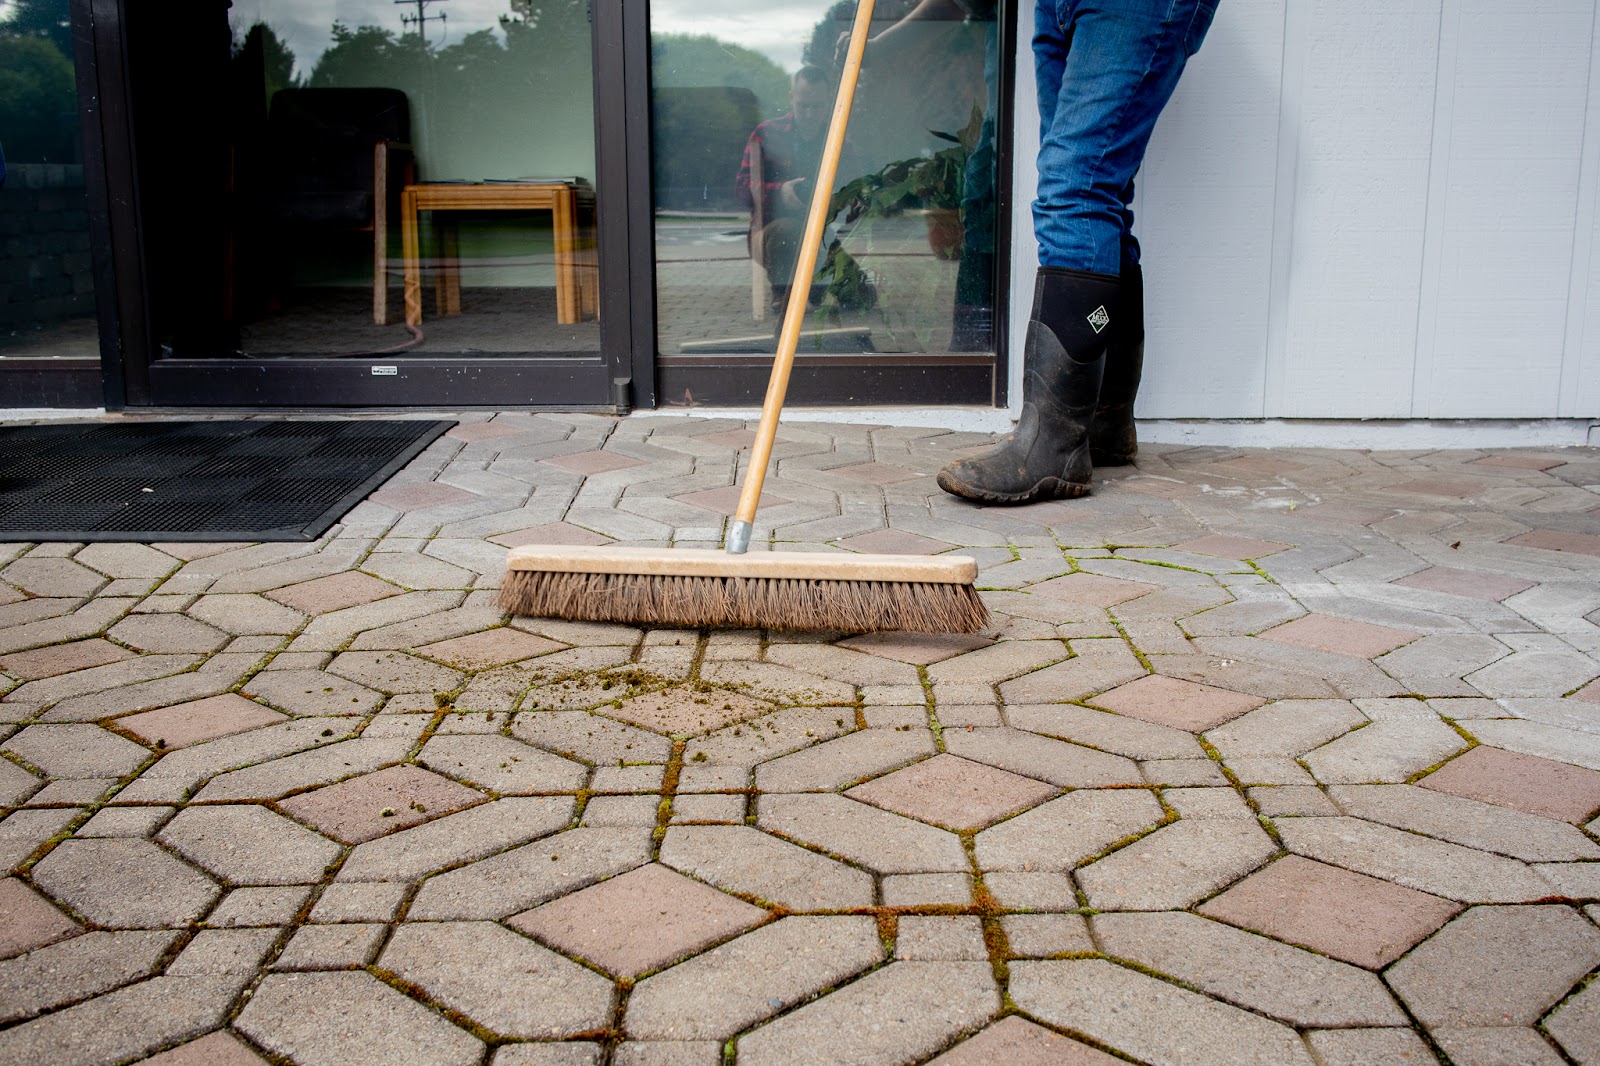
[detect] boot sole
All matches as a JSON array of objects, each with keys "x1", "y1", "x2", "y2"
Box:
[{"x1": 936, "y1": 469, "x2": 1092, "y2": 505}]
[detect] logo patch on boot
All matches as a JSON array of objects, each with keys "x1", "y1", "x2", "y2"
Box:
[{"x1": 1086, "y1": 306, "x2": 1111, "y2": 334}]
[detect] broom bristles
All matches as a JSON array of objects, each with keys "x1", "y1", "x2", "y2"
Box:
[{"x1": 500, "y1": 570, "x2": 989, "y2": 634}]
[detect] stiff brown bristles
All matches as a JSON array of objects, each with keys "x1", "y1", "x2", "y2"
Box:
[{"x1": 499, "y1": 570, "x2": 990, "y2": 634}]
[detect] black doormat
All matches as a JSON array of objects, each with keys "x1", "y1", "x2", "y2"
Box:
[{"x1": 0, "y1": 420, "x2": 455, "y2": 542}]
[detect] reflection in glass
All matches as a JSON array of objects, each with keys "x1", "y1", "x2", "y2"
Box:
[
  {"x1": 143, "y1": 0, "x2": 599, "y2": 358},
  {"x1": 651, "y1": 0, "x2": 998, "y2": 362},
  {"x1": 0, "y1": 0, "x2": 99, "y2": 360}
]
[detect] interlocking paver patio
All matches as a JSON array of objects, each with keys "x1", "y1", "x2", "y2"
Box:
[{"x1": 7, "y1": 416, "x2": 1600, "y2": 1062}]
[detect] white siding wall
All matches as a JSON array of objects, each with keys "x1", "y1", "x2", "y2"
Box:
[{"x1": 1011, "y1": 0, "x2": 1600, "y2": 420}]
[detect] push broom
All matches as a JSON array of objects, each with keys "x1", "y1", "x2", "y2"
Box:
[{"x1": 499, "y1": 0, "x2": 987, "y2": 634}]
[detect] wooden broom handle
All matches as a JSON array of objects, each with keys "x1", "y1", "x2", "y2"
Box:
[{"x1": 731, "y1": 0, "x2": 878, "y2": 544}]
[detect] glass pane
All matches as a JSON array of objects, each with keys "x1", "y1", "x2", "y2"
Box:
[
  {"x1": 650, "y1": 0, "x2": 999, "y2": 360},
  {"x1": 140, "y1": 0, "x2": 599, "y2": 359},
  {"x1": 0, "y1": 0, "x2": 99, "y2": 359}
]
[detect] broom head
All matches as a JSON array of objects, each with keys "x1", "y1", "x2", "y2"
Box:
[{"x1": 501, "y1": 545, "x2": 989, "y2": 634}]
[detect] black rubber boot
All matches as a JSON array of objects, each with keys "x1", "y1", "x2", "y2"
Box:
[
  {"x1": 937, "y1": 267, "x2": 1119, "y2": 504},
  {"x1": 1089, "y1": 262, "x2": 1143, "y2": 466}
]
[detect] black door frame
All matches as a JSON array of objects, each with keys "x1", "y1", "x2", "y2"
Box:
[{"x1": 74, "y1": 0, "x2": 1008, "y2": 412}]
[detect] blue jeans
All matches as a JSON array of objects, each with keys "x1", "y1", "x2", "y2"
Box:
[{"x1": 1033, "y1": 0, "x2": 1217, "y2": 275}]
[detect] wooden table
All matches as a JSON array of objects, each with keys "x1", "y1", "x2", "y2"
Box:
[{"x1": 399, "y1": 182, "x2": 596, "y2": 328}]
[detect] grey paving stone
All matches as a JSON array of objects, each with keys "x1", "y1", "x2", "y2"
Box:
[
  {"x1": 1092, "y1": 912, "x2": 1405, "y2": 1027},
  {"x1": 658, "y1": 825, "x2": 873, "y2": 909},
  {"x1": 1302, "y1": 719, "x2": 1468, "y2": 784},
  {"x1": 611, "y1": 1043, "x2": 722, "y2": 1066},
  {"x1": 418, "y1": 734, "x2": 588, "y2": 794},
  {"x1": 1431, "y1": 1027, "x2": 1567, "y2": 1066},
  {"x1": 159, "y1": 805, "x2": 343, "y2": 885},
  {"x1": 190, "y1": 738, "x2": 412, "y2": 801},
  {"x1": 1006, "y1": 703, "x2": 1203, "y2": 759},
  {"x1": 0, "y1": 928, "x2": 178, "y2": 1022},
  {"x1": 166, "y1": 927, "x2": 280, "y2": 976},
  {"x1": 626, "y1": 916, "x2": 883, "y2": 1041},
  {"x1": 735, "y1": 962, "x2": 998, "y2": 1066},
  {"x1": 1545, "y1": 978, "x2": 1600, "y2": 1064},
  {"x1": 942, "y1": 727, "x2": 1141, "y2": 787},
  {"x1": 1164, "y1": 787, "x2": 1254, "y2": 819},
  {"x1": 31, "y1": 838, "x2": 220, "y2": 927},
  {"x1": 754, "y1": 728, "x2": 935, "y2": 791},
  {"x1": 680, "y1": 707, "x2": 852, "y2": 768},
  {"x1": 973, "y1": 788, "x2": 1163, "y2": 872},
  {"x1": 1304, "y1": 1028, "x2": 1440, "y2": 1066},
  {"x1": 237, "y1": 971, "x2": 484, "y2": 1065},
  {"x1": 207, "y1": 886, "x2": 313, "y2": 927},
  {"x1": 1250, "y1": 786, "x2": 1340, "y2": 816},
  {"x1": 1078, "y1": 818, "x2": 1277, "y2": 911},
  {"x1": 1328, "y1": 784, "x2": 1600, "y2": 861},
  {"x1": 492, "y1": 1046, "x2": 603, "y2": 1066},
  {"x1": 982, "y1": 871, "x2": 1079, "y2": 911},
  {"x1": 0, "y1": 976, "x2": 239, "y2": 1066},
  {"x1": 409, "y1": 826, "x2": 652, "y2": 919},
  {"x1": 758, "y1": 794, "x2": 968, "y2": 874},
  {"x1": 996, "y1": 638, "x2": 1146, "y2": 703},
  {"x1": 999, "y1": 913, "x2": 1093, "y2": 957},
  {"x1": 1224, "y1": 756, "x2": 1316, "y2": 785},
  {"x1": 3, "y1": 724, "x2": 150, "y2": 778},
  {"x1": 1203, "y1": 699, "x2": 1367, "y2": 757},
  {"x1": 895, "y1": 916, "x2": 987, "y2": 960},
  {"x1": 1386, "y1": 904, "x2": 1600, "y2": 1027},
  {"x1": 379, "y1": 921, "x2": 612, "y2": 1038},
  {"x1": 1010, "y1": 959, "x2": 1315, "y2": 1066},
  {"x1": 512, "y1": 710, "x2": 674, "y2": 765},
  {"x1": 880, "y1": 873, "x2": 973, "y2": 907},
  {"x1": 1276, "y1": 817, "x2": 1552, "y2": 902},
  {"x1": 337, "y1": 796, "x2": 576, "y2": 882},
  {"x1": 273, "y1": 924, "x2": 386, "y2": 970},
  {"x1": 1457, "y1": 718, "x2": 1600, "y2": 773}
]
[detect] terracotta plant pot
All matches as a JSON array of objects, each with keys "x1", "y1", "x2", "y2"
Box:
[{"x1": 923, "y1": 208, "x2": 963, "y2": 261}]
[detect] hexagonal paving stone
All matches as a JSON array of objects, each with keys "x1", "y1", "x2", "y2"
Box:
[
  {"x1": 1420, "y1": 744, "x2": 1600, "y2": 823},
  {"x1": 278, "y1": 764, "x2": 485, "y2": 843},
  {"x1": 1089, "y1": 674, "x2": 1265, "y2": 732},
  {"x1": 602, "y1": 687, "x2": 774, "y2": 736},
  {"x1": 417, "y1": 734, "x2": 587, "y2": 793},
  {"x1": 836, "y1": 631, "x2": 992, "y2": 665},
  {"x1": 974, "y1": 788, "x2": 1163, "y2": 873},
  {"x1": 509, "y1": 863, "x2": 767, "y2": 977},
  {"x1": 107, "y1": 614, "x2": 230, "y2": 653},
  {"x1": 845, "y1": 754, "x2": 1056, "y2": 831},
  {"x1": 928, "y1": 1016, "x2": 1124, "y2": 1065},
  {"x1": 30, "y1": 839, "x2": 220, "y2": 928},
  {"x1": 4, "y1": 724, "x2": 151, "y2": 778},
  {"x1": 237, "y1": 971, "x2": 484, "y2": 1065},
  {"x1": 0, "y1": 760, "x2": 43, "y2": 807},
  {"x1": 1260, "y1": 614, "x2": 1419, "y2": 658},
  {"x1": 266, "y1": 572, "x2": 401, "y2": 614},
  {"x1": 0, "y1": 638, "x2": 132, "y2": 680},
  {"x1": 160, "y1": 805, "x2": 343, "y2": 885},
  {"x1": 239, "y1": 669, "x2": 385, "y2": 717},
  {"x1": 416, "y1": 628, "x2": 564, "y2": 669},
  {"x1": 1026, "y1": 572, "x2": 1157, "y2": 607},
  {"x1": 116, "y1": 694, "x2": 288, "y2": 749},
  {"x1": 327, "y1": 651, "x2": 464, "y2": 696},
  {"x1": 0, "y1": 877, "x2": 81, "y2": 960}
]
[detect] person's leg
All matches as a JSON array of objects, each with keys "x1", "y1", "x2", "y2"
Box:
[
  {"x1": 1088, "y1": 178, "x2": 1146, "y2": 465},
  {"x1": 939, "y1": 0, "x2": 1214, "y2": 503}
]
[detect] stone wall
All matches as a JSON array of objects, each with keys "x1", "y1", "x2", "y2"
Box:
[{"x1": 0, "y1": 164, "x2": 95, "y2": 332}]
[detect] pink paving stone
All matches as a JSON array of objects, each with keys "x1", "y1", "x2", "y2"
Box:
[
  {"x1": 929, "y1": 1017, "x2": 1124, "y2": 1065},
  {"x1": 416, "y1": 629, "x2": 564, "y2": 670},
  {"x1": 141, "y1": 1031, "x2": 269, "y2": 1065},
  {"x1": 277, "y1": 765, "x2": 484, "y2": 844},
  {"x1": 1027, "y1": 572, "x2": 1157, "y2": 608},
  {"x1": 604, "y1": 688, "x2": 772, "y2": 735},
  {"x1": 1001, "y1": 501, "x2": 1090, "y2": 527},
  {"x1": 490, "y1": 523, "x2": 612, "y2": 548},
  {"x1": 845, "y1": 754, "x2": 1056, "y2": 831},
  {"x1": 835, "y1": 529, "x2": 952, "y2": 555},
  {"x1": 0, "y1": 877, "x2": 81, "y2": 961},
  {"x1": 837, "y1": 631, "x2": 993, "y2": 665},
  {"x1": 445, "y1": 422, "x2": 528, "y2": 443},
  {"x1": 673, "y1": 486, "x2": 790, "y2": 515},
  {"x1": 1575, "y1": 681, "x2": 1600, "y2": 704},
  {"x1": 1420, "y1": 746, "x2": 1600, "y2": 823},
  {"x1": 1507, "y1": 530, "x2": 1600, "y2": 557},
  {"x1": 1392, "y1": 566, "x2": 1537, "y2": 602},
  {"x1": 828, "y1": 462, "x2": 922, "y2": 486},
  {"x1": 266, "y1": 572, "x2": 400, "y2": 614},
  {"x1": 1382, "y1": 478, "x2": 1482, "y2": 499},
  {"x1": 115, "y1": 694, "x2": 289, "y2": 749},
  {"x1": 1292, "y1": 504, "x2": 1396, "y2": 526},
  {"x1": 1468, "y1": 454, "x2": 1567, "y2": 471},
  {"x1": 507, "y1": 863, "x2": 766, "y2": 977},
  {"x1": 1197, "y1": 854, "x2": 1460, "y2": 969},
  {"x1": 1089, "y1": 674, "x2": 1265, "y2": 732},
  {"x1": 366, "y1": 481, "x2": 477, "y2": 510},
  {"x1": 0, "y1": 638, "x2": 133, "y2": 680},
  {"x1": 541, "y1": 450, "x2": 647, "y2": 475},
  {"x1": 1171, "y1": 535, "x2": 1291, "y2": 560},
  {"x1": 1260, "y1": 614, "x2": 1420, "y2": 658},
  {"x1": 1215, "y1": 456, "x2": 1305, "y2": 476}
]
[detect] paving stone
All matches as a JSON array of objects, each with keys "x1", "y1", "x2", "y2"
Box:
[
  {"x1": 418, "y1": 734, "x2": 587, "y2": 794},
  {"x1": 681, "y1": 708, "x2": 855, "y2": 769},
  {"x1": 0, "y1": 807, "x2": 79, "y2": 868},
  {"x1": 1304, "y1": 1028, "x2": 1439, "y2": 1066},
  {"x1": 191, "y1": 737, "x2": 415, "y2": 803},
  {"x1": 1223, "y1": 755, "x2": 1315, "y2": 785},
  {"x1": 1315, "y1": 802, "x2": 1559, "y2": 899},
  {"x1": 1088, "y1": 674, "x2": 1265, "y2": 732},
  {"x1": 736, "y1": 961, "x2": 998, "y2": 1066},
  {"x1": 417, "y1": 628, "x2": 564, "y2": 669},
  {"x1": 1463, "y1": 718, "x2": 1600, "y2": 773},
  {"x1": 338, "y1": 796, "x2": 576, "y2": 883},
  {"x1": 166, "y1": 927, "x2": 280, "y2": 977},
  {"x1": 974, "y1": 788, "x2": 1162, "y2": 872},
  {"x1": 669, "y1": 794, "x2": 744, "y2": 823},
  {"x1": 0, "y1": 757, "x2": 42, "y2": 805},
  {"x1": 758, "y1": 794, "x2": 967, "y2": 874},
  {"x1": 410, "y1": 826, "x2": 652, "y2": 920},
  {"x1": 1010, "y1": 959, "x2": 1315, "y2": 1066},
  {"x1": 925, "y1": 639, "x2": 1069, "y2": 686},
  {"x1": 1545, "y1": 978, "x2": 1600, "y2": 1064},
  {"x1": 4, "y1": 723, "x2": 150, "y2": 778},
  {"x1": 238, "y1": 670, "x2": 384, "y2": 717},
  {"x1": 844, "y1": 753, "x2": 1055, "y2": 830},
  {"x1": 1430, "y1": 1027, "x2": 1565, "y2": 1066},
  {"x1": 1393, "y1": 566, "x2": 1537, "y2": 601},
  {"x1": 160, "y1": 805, "x2": 343, "y2": 884},
  {"x1": 579, "y1": 794, "x2": 658, "y2": 827},
  {"x1": 278, "y1": 764, "x2": 484, "y2": 843},
  {"x1": 895, "y1": 916, "x2": 987, "y2": 960},
  {"x1": 756, "y1": 729, "x2": 934, "y2": 792},
  {"x1": 1005, "y1": 703, "x2": 1202, "y2": 758},
  {"x1": 31, "y1": 838, "x2": 220, "y2": 927},
  {"x1": 1027, "y1": 572, "x2": 1157, "y2": 607},
  {"x1": 1078, "y1": 817, "x2": 1277, "y2": 910},
  {"x1": 0, "y1": 928, "x2": 177, "y2": 1022},
  {"x1": 379, "y1": 921, "x2": 612, "y2": 1038},
  {"x1": 942, "y1": 727, "x2": 1141, "y2": 787},
  {"x1": 1165, "y1": 786, "x2": 1254, "y2": 819},
  {"x1": 0, "y1": 975, "x2": 239, "y2": 1066},
  {"x1": 1261, "y1": 614, "x2": 1420, "y2": 658},
  {"x1": 266, "y1": 572, "x2": 401, "y2": 614},
  {"x1": 491, "y1": 1045, "x2": 603, "y2": 1066},
  {"x1": 927, "y1": 1016, "x2": 1124, "y2": 1066},
  {"x1": 1419, "y1": 744, "x2": 1600, "y2": 822},
  {"x1": 140, "y1": 1030, "x2": 273, "y2": 1066},
  {"x1": 658, "y1": 825, "x2": 872, "y2": 909},
  {"x1": 1386, "y1": 905, "x2": 1600, "y2": 1026},
  {"x1": 837, "y1": 631, "x2": 993, "y2": 666},
  {"x1": 273, "y1": 923, "x2": 387, "y2": 970},
  {"x1": 188, "y1": 594, "x2": 307, "y2": 636},
  {"x1": 1092, "y1": 911, "x2": 1405, "y2": 1027},
  {"x1": 1302, "y1": 718, "x2": 1468, "y2": 784},
  {"x1": 207, "y1": 886, "x2": 313, "y2": 927},
  {"x1": 997, "y1": 638, "x2": 1146, "y2": 703},
  {"x1": 327, "y1": 650, "x2": 464, "y2": 696},
  {"x1": 881, "y1": 873, "x2": 973, "y2": 907},
  {"x1": 509, "y1": 863, "x2": 766, "y2": 977},
  {"x1": 611, "y1": 1042, "x2": 721, "y2": 1066},
  {"x1": 237, "y1": 971, "x2": 484, "y2": 1065},
  {"x1": 1329, "y1": 784, "x2": 1600, "y2": 861},
  {"x1": 1249, "y1": 786, "x2": 1339, "y2": 816},
  {"x1": 513, "y1": 710, "x2": 675, "y2": 765},
  {"x1": 627, "y1": 916, "x2": 883, "y2": 1041},
  {"x1": 0, "y1": 876, "x2": 80, "y2": 960},
  {"x1": 0, "y1": 638, "x2": 132, "y2": 680},
  {"x1": 605, "y1": 688, "x2": 776, "y2": 737},
  {"x1": 999, "y1": 913, "x2": 1092, "y2": 957},
  {"x1": 115, "y1": 694, "x2": 287, "y2": 750},
  {"x1": 310, "y1": 882, "x2": 407, "y2": 923}
]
